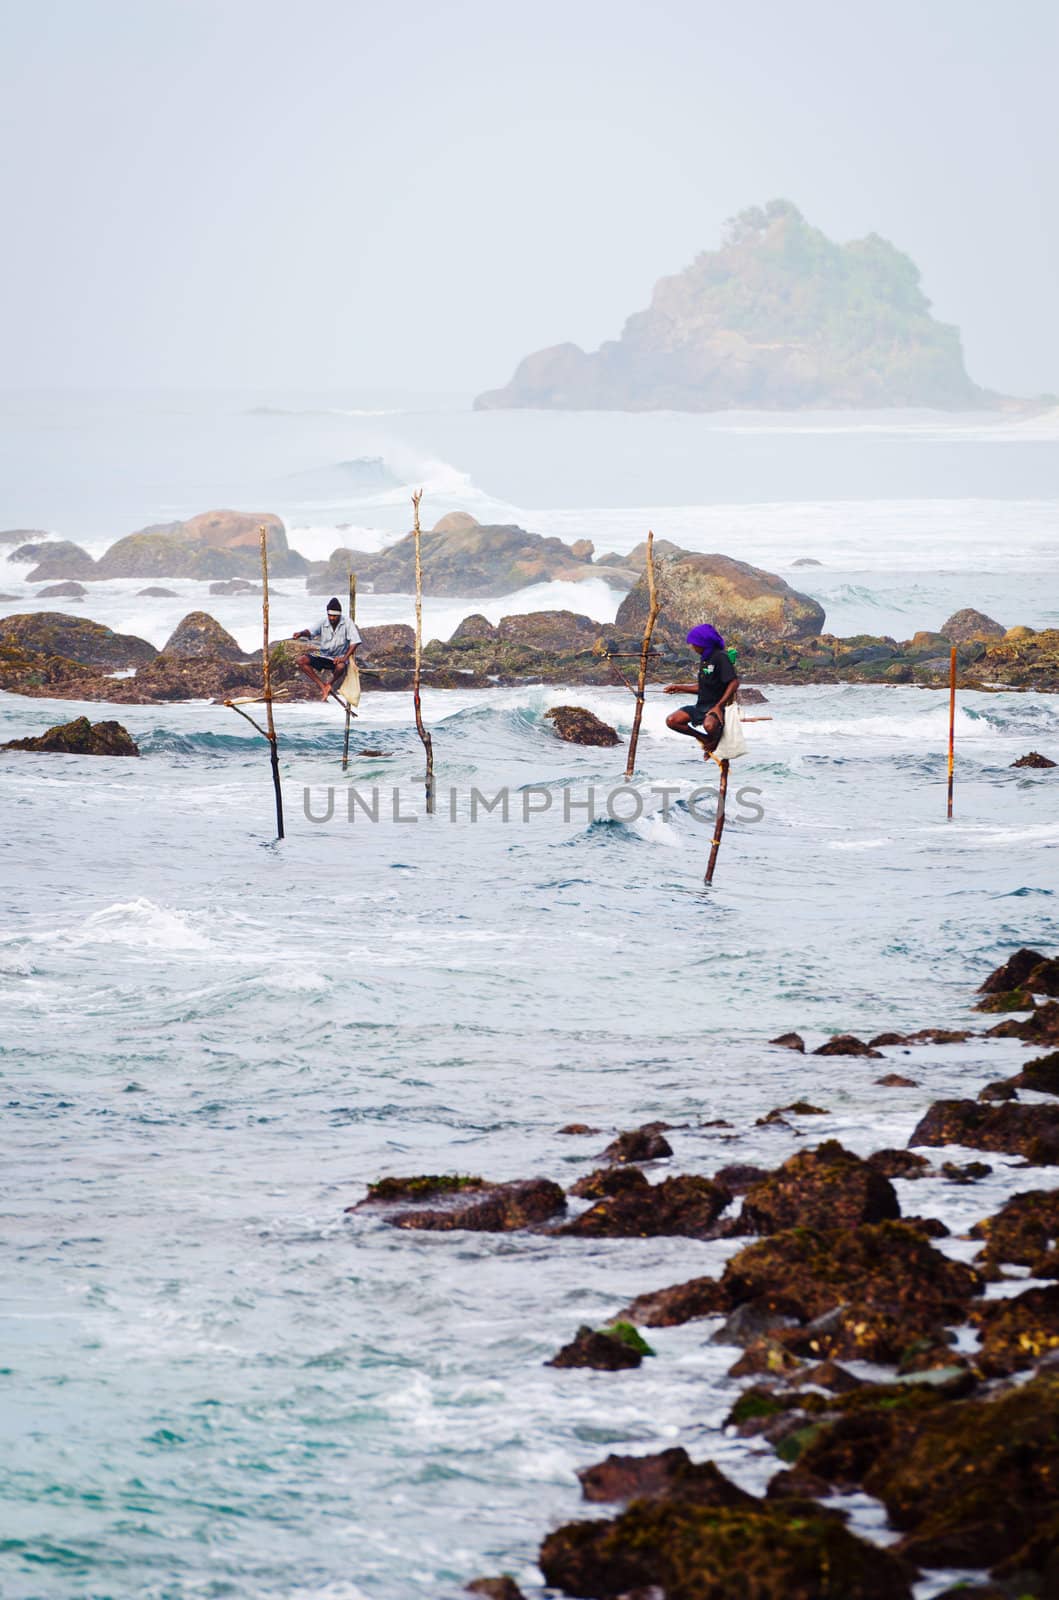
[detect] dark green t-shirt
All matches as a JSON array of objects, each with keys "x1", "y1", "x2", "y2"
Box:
[{"x1": 696, "y1": 646, "x2": 737, "y2": 709}]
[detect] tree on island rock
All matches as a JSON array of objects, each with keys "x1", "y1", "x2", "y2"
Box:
[{"x1": 476, "y1": 200, "x2": 992, "y2": 412}]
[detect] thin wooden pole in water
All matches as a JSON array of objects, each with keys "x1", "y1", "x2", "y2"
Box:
[
  {"x1": 947, "y1": 645, "x2": 957, "y2": 820},
  {"x1": 704, "y1": 757, "x2": 730, "y2": 885},
  {"x1": 259, "y1": 524, "x2": 284, "y2": 839},
  {"x1": 341, "y1": 568, "x2": 357, "y2": 772},
  {"x1": 411, "y1": 490, "x2": 435, "y2": 814},
  {"x1": 624, "y1": 529, "x2": 661, "y2": 781}
]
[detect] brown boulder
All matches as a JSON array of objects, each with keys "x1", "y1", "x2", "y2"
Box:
[
  {"x1": 539, "y1": 1496, "x2": 912, "y2": 1600},
  {"x1": 559, "y1": 1173, "x2": 731, "y2": 1239},
  {"x1": 36, "y1": 580, "x2": 87, "y2": 598},
  {"x1": 617, "y1": 551, "x2": 825, "y2": 644},
  {"x1": 161, "y1": 612, "x2": 247, "y2": 662},
  {"x1": 499, "y1": 611, "x2": 600, "y2": 652},
  {"x1": 812, "y1": 1035, "x2": 883, "y2": 1058},
  {"x1": 356, "y1": 1176, "x2": 565, "y2": 1232},
  {"x1": 770, "y1": 1032, "x2": 805, "y2": 1051},
  {"x1": 740, "y1": 1141, "x2": 900, "y2": 1234},
  {"x1": 24, "y1": 540, "x2": 97, "y2": 581},
  {"x1": 1, "y1": 715, "x2": 139, "y2": 757},
  {"x1": 1010, "y1": 1048, "x2": 1059, "y2": 1094},
  {"x1": 601, "y1": 1123, "x2": 673, "y2": 1163},
  {"x1": 359, "y1": 623, "x2": 415, "y2": 655},
  {"x1": 623, "y1": 1274, "x2": 731, "y2": 1328},
  {"x1": 449, "y1": 613, "x2": 498, "y2": 644},
  {"x1": 977, "y1": 947, "x2": 1048, "y2": 994},
  {"x1": 971, "y1": 1188, "x2": 1059, "y2": 1279},
  {"x1": 544, "y1": 705, "x2": 621, "y2": 746},
  {"x1": 972, "y1": 1284, "x2": 1059, "y2": 1376},
  {"x1": 940, "y1": 607, "x2": 1005, "y2": 641},
  {"x1": 1011, "y1": 750, "x2": 1056, "y2": 768},
  {"x1": 866, "y1": 1149, "x2": 931, "y2": 1180},
  {"x1": 578, "y1": 1447, "x2": 755, "y2": 1506},
  {"x1": 95, "y1": 510, "x2": 301, "y2": 580},
  {"x1": 547, "y1": 1323, "x2": 648, "y2": 1370},
  {"x1": 465, "y1": 1579, "x2": 524, "y2": 1600},
  {"x1": 909, "y1": 1099, "x2": 1059, "y2": 1162},
  {"x1": 987, "y1": 999, "x2": 1059, "y2": 1044},
  {"x1": 0, "y1": 611, "x2": 156, "y2": 669}
]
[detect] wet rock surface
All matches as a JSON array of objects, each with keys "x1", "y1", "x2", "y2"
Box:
[
  {"x1": 351, "y1": 1175, "x2": 566, "y2": 1232},
  {"x1": 812, "y1": 1034, "x2": 884, "y2": 1058},
  {"x1": 740, "y1": 1141, "x2": 900, "y2": 1233},
  {"x1": 544, "y1": 705, "x2": 622, "y2": 746},
  {"x1": 601, "y1": 1123, "x2": 673, "y2": 1163},
  {"x1": 1, "y1": 715, "x2": 140, "y2": 757},
  {"x1": 559, "y1": 1173, "x2": 732, "y2": 1239},
  {"x1": 971, "y1": 1187, "x2": 1059, "y2": 1279},
  {"x1": 547, "y1": 1324, "x2": 647, "y2": 1371},
  {"x1": 909, "y1": 1098, "x2": 1059, "y2": 1162}
]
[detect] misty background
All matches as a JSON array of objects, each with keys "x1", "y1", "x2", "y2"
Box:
[{"x1": 0, "y1": 0, "x2": 1056, "y2": 399}]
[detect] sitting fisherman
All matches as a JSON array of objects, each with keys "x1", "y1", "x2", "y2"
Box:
[
  {"x1": 293, "y1": 597, "x2": 362, "y2": 701},
  {"x1": 664, "y1": 623, "x2": 740, "y2": 759}
]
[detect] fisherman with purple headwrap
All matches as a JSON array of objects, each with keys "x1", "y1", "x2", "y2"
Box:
[{"x1": 664, "y1": 623, "x2": 740, "y2": 759}]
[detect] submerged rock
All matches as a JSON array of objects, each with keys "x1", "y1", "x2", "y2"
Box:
[
  {"x1": 740, "y1": 1141, "x2": 899, "y2": 1234},
  {"x1": 812, "y1": 1035, "x2": 884, "y2": 1058},
  {"x1": 1012, "y1": 750, "x2": 1056, "y2": 768},
  {"x1": 544, "y1": 705, "x2": 622, "y2": 746},
  {"x1": 353, "y1": 1176, "x2": 565, "y2": 1232},
  {"x1": 601, "y1": 1123, "x2": 673, "y2": 1163},
  {"x1": 909, "y1": 1098, "x2": 1059, "y2": 1162},
  {"x1": 770, "y1": 1031, "x2": 805, "y2": 1051},
  {"x1": 136, "y1": 586, "x2": 179, "y2": 597},
  {"x1": 36, "y1": 580, "x2": 86, "y2": 598},
  {"x1": 1, "y1": 716, "x2": 139, "y2": 757}
]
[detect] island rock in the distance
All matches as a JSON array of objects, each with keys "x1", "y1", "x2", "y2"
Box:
[{"x1": 475, "y1": 200, "x2": 991, "y2": 412}]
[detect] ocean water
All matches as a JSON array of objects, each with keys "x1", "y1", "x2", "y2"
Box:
[{"x1": 2, "y1": 393, "x2": 1059, "y2": 1599}]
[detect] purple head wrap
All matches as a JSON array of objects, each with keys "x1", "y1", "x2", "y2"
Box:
[{"x1": 686, "y1": 623, "x2": 725, "y2": 653}]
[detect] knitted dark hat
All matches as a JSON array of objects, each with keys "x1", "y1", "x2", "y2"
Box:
[{"x1": 326, "y1": 597, "x2": 341, "y2": 612}]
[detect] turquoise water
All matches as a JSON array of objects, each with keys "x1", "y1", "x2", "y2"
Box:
[{"x1": 2, "y1": 680, "x2": 1057, "y2": 1598}]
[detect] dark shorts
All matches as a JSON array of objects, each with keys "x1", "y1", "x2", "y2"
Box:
[
  {"x1": 308, "y1": 653, "x2": 341, "y2": 674},
  {"x1": 680, "y1": 702, "x2": 723, "y2": 727}
]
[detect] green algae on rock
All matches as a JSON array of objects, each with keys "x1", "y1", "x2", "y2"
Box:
[{"x1": 1, "y1": 716, "x2": 140, "y2": 757}]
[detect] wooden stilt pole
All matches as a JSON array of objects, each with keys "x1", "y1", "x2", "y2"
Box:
[
  {"x1": 411, "y1": 491, "x2": 435, "y2": 814},
  {"x1": 259, "y1": 525, "x2": 284, "y2": 840},
  {"x1": 341, "y1": 569, "x2": 356, "y2": 773},
  {"x1": 947, "y1": 645, "x2": 957, "y2": 820},
  {"x1": 704, "y1": 757, "x2": 730, "y2": 885},
  {"x1": 624, "y1": 529, "x2": 661, "y2": 781}
]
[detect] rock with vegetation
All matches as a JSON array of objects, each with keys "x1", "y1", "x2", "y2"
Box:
[
  {"x1": 970, "y1": 1284, "x2": 1059, "y2": 1376},
  {"x1": 740, "y1": 1142, "x2": 900, "y2": 1234},
  {"x1": 94, "y1": 510, "x2": 306, "y2": 580},
  {"x1": 477, "y1": 199, "x2": 987, "y2": 414},
  {"x1": 449, "y1": 613, "x2": 498, "y2": 644},
  {"x1": 601, "y1": 1123, "x2": 673, "y2": 1163},
  {"x1": 544, "y1": 705, "x2": 622, "y2": 746},
  {"x1": 940, "y1": 607, "x2": 1006, "y2": 641},
  {"x1": 308, "y1": 520, "x2": 615, "y2": 597},
  {"x1": 2, "y1": 716, "x2": 139, "y2": 757},
  {"x1": 547, "y1": 1321, "x2": 652, "y2": 1370},
  {"x1": 161, "y1": 612, "x2": 248, "y2": 662},
  {"x1": 25, "y1": 541, "x2": 97, "y2": 581},
  {"x1": 353, "y1": 1176, "x2": 566, "y2": 1232},
  {"x1": 618, "y1": 551, "x2": 825, "y2": 645},
  {"x1": 1012, "y1": 750, "x2": 1056, "y2": 768},
  {"x1": 986, "y1": 999, "x2": 1059, "y2": 1046},
  {"x1": 909, "y1": 1098, "x2": 1059, "y2": 1162},
  {"x1": 538, "y1": 1493, "x2": 913, "y2": 1599},
  {"x1": 0, "y1": 611, "x2": 156, "y2": 669},
  {"x1": 812, "y1": 1034, "x2": 883, "y2": 1058},
  {"x1": 559, "y1": 1172, "x2": 732, "y2": 1239}
]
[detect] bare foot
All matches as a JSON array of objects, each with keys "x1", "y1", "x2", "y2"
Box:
[{"x1": 320, "y1": 683, "x2": 333, "y2": 701}]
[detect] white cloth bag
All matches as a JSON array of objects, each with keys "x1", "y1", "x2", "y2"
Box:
[{"x1": 713, "y1": 704, "x2": 748, "y2": 760}]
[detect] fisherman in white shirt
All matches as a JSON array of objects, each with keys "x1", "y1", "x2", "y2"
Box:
[{"x1": 293, "y1": 598, "x2": 362, "y2": 701}]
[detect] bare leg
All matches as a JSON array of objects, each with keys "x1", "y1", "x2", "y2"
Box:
[
  {"x1": 297, "y1": 654, "x2": 334, "y2": 699},
  {"x1": 666, "y1": 707, "x2": 722, "y2": 762}
]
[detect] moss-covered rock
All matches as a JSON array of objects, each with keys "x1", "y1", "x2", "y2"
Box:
[
  {"x1": 544, "y1": 704, "x2": 622, "y2": 746},
  {"x1": 558, "y1": 1173, "x2": 732, "y2": 1239},
  {"x1": 161, "y1": 612, "x2": 248, "y2": 662},
  {"x1": 546, "y1": 1323, "x2": 646, "y2": 1370},
  {"x1": 909, "y1": 1098, "x2": 1059, "y2": 1162},
  {"x1": 1, "y1": 716, "x2": 139, "y2": 757},
  {"x1": 987, "y1": 1000, "x2": 1059, "y2": 1046},
  {"x1": 356, "y1": 1176, "x2": 566, "y2": 1233},
  {"x1": 0, "y1": 611, "x2": 156, "y2": 668},
  {"x1": 740, "y1": 1141, "x2": 899, "y2": 1234},
  {"x1": 618, "y1": 551, "x2": 825, "y2": 645},
  {"x1": 538, "y1": 1496, "x2": 913, "y2": 1599},
  {"x1": 971, "y1": 1283, "x2": 1059, "y2": 1376},
  {"x1": 95, "y1": 510, "x2": 305, "y2": 580},
  {"x1": 360, "y1": 1174, "x2": 485, "y2": 1204}
]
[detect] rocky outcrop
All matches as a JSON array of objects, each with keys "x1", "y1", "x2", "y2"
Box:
[
  {"x1": 0, "y1": 612, "x2": 156, "y2": 669},
  {"x1": 499, "y1": 611, "x2": 602, "y2": 651},
  {"x1": 558, "y1": 1172, "x2": 732, "y2": 1239},
  {"x1": 94, "y1": 511, "x2": 306, "y2": 580},
  {"x1": 971, "y1": 1188, "x2": 1059, "y2": 1279},
  {"x1": 352, "y1": 1176, "x2": 566, "y2": 1232},
  {"x1": 1012, "y1": 750, "x2": 1056, "y2": 767},
  {"x1": 24, "y1": 541, "x2": 97, "y2": 581},
  {"x1": 940, "y1": 607, "x2": 1005, "y2": 641},
  {"x1": 740, "y1": 1142, "x2": 900, "y2": 1234},
  {"x1": 544, "y1": 705, "x2": 621, "y2": 746},
  {"x1": 909, "y1": 1099, "x2": 1059, "y2": 1162},
  {"x1": 308, "y1": 522, "x2": 615, "y2": 597},
  {"x1": 161, "y1": 612, "x2": 247, "y2": 662},
  {"x1": 601, "y1": 1123, "x2": 673, "y2": 1163},
  {"x1": 477, "y1": 199, "x2": 986, "y2": 414},
  {"x1": 449, "y1": 613, "x2": 498, "y2": 644},
  {"x1": 2, "y1": 716, "x2": 139, "y2": 757},
  {"x1": 618, "y1": 551, "x2": 825, "y2": 644},
  {"x1": 547, "y1": 1323, "x2": 650, "y2": 1370}
]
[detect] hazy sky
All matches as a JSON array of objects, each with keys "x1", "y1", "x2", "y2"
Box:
[{"x1": 1, "y1": 0, "x2": 1056, "y2": 395}]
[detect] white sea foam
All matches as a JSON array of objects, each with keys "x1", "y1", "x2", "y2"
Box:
[{"x1": 70, "y1": 898, "x2": 212, "y2": 951}]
